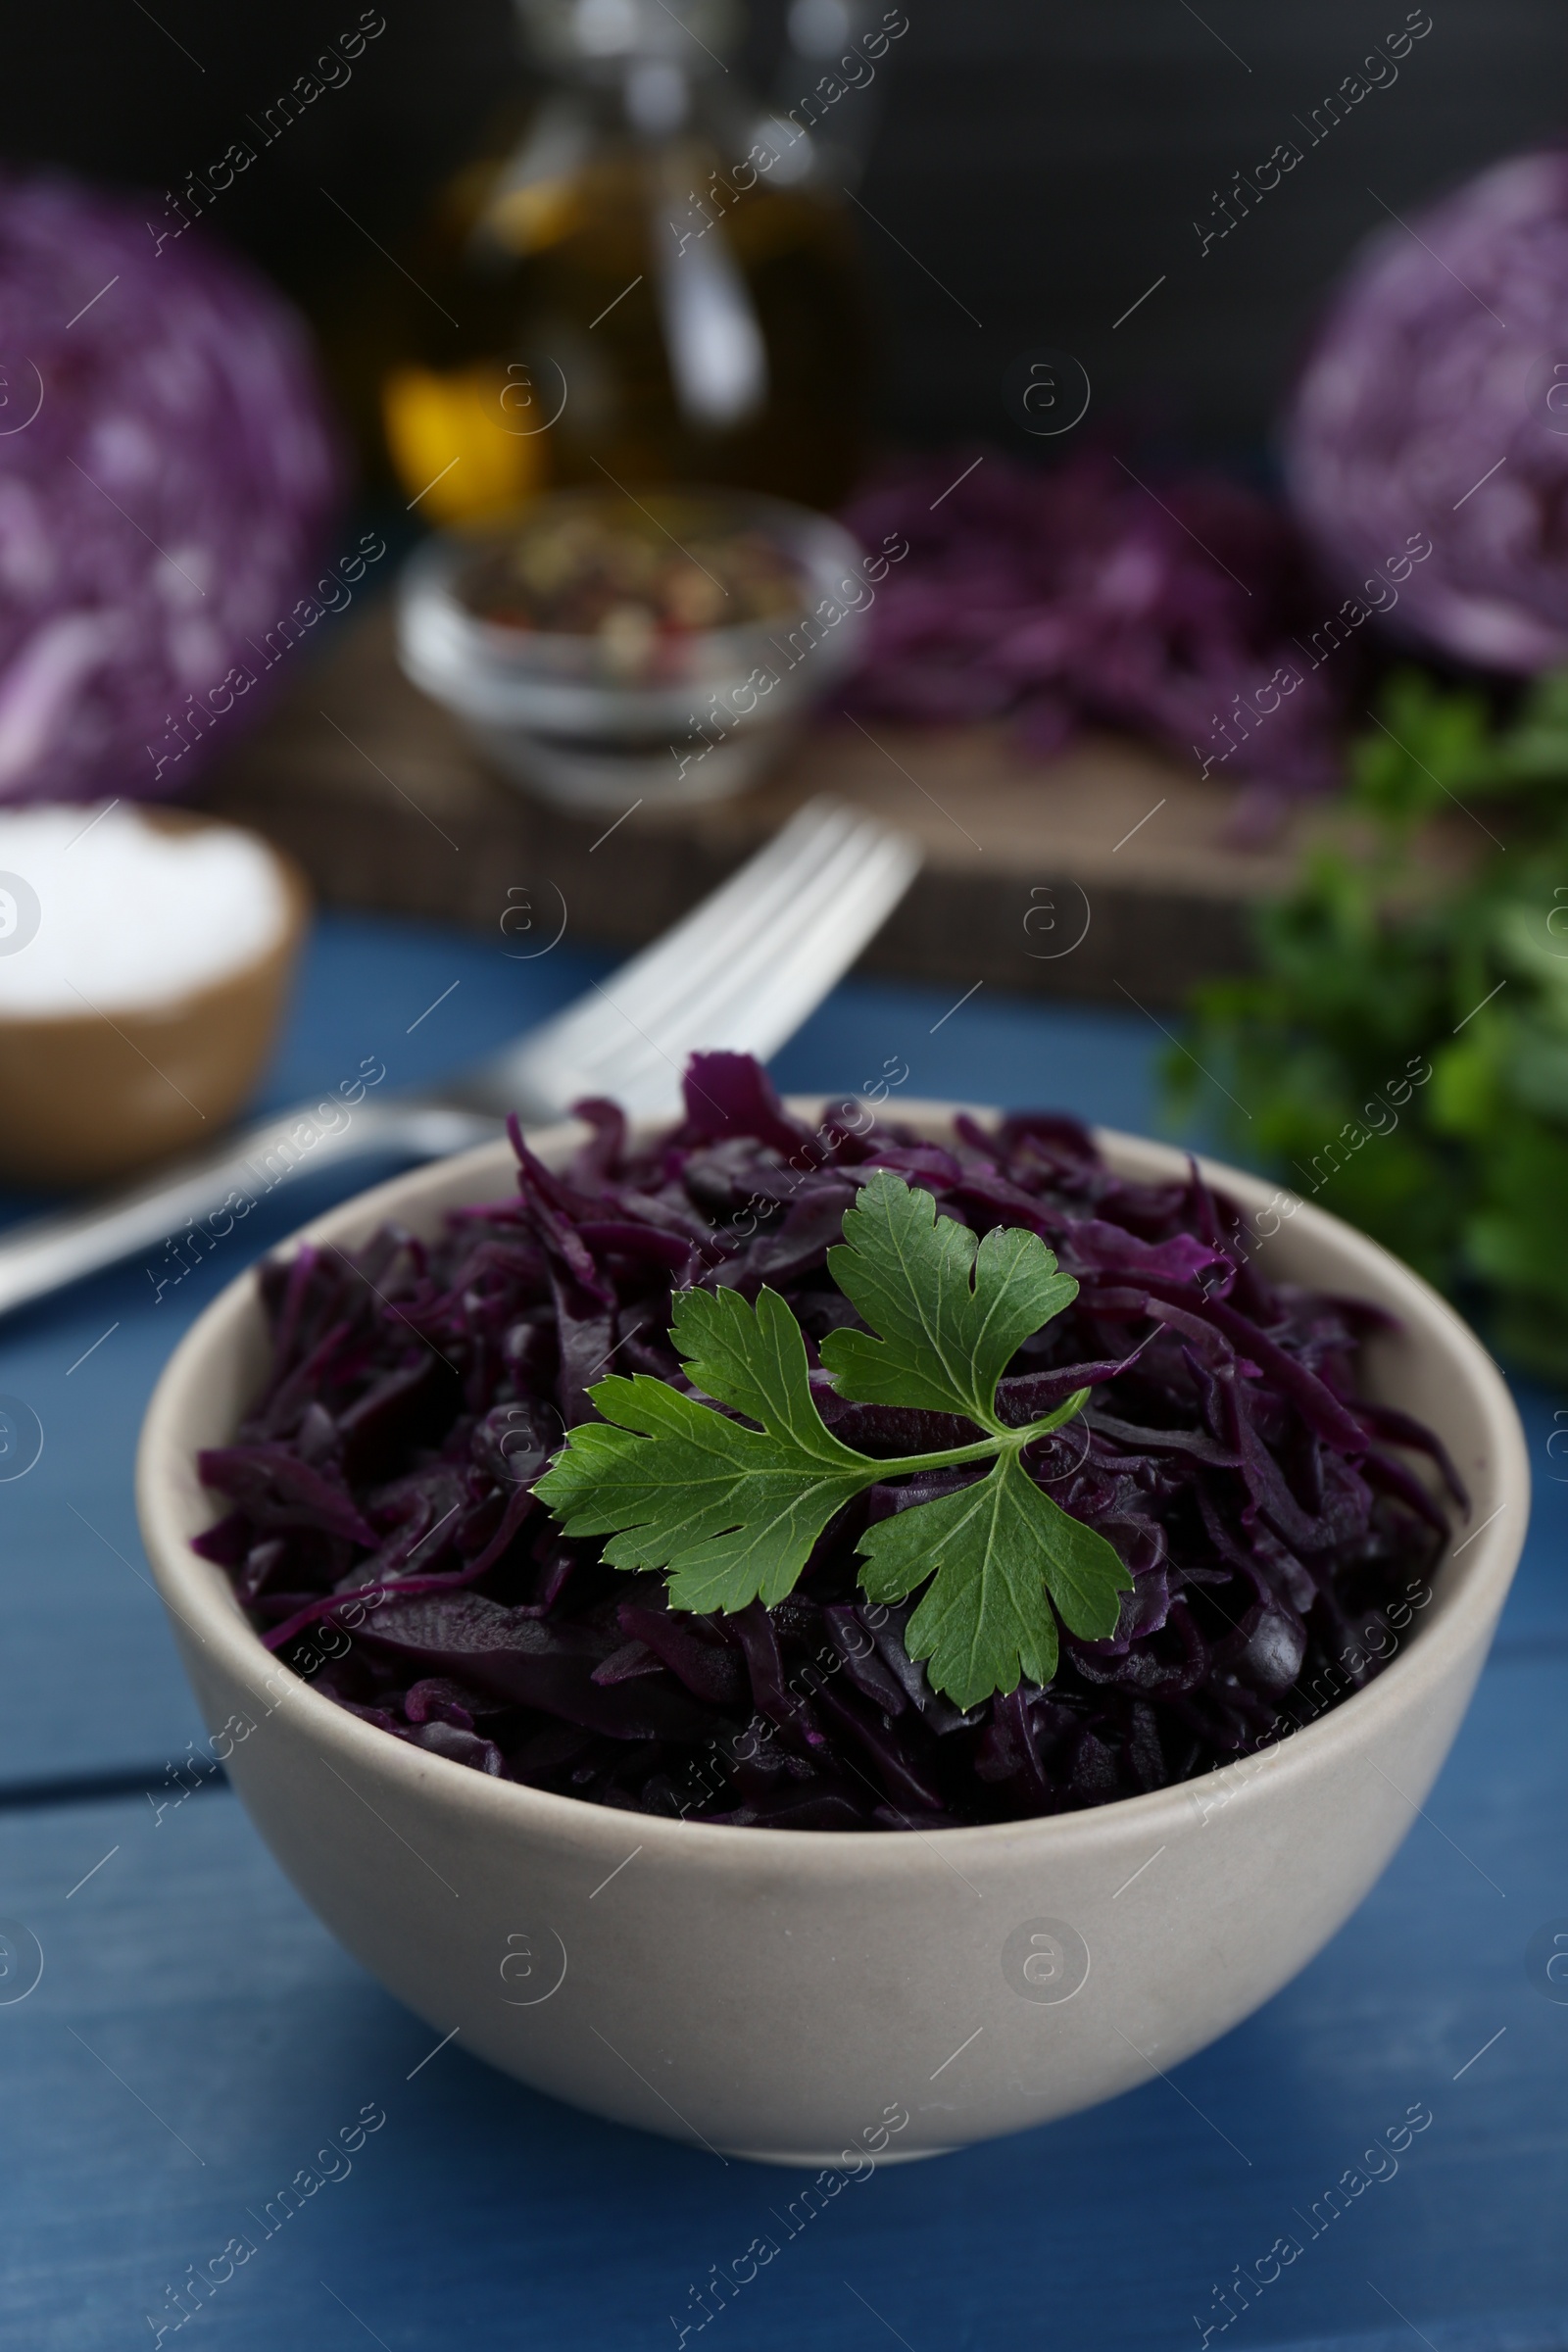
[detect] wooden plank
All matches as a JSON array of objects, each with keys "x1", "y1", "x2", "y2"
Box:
[
  {"x1": 2, "y1": 1637, "x2": 1563, "y2": 2348},
  {"x1": 207, "y1": 605, "x2": 1471, "y2": 1008}
]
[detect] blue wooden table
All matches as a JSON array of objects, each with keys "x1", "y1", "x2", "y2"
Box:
[{"x1": 1, "y1": 912, "x2": 1564, "y2": 2352}]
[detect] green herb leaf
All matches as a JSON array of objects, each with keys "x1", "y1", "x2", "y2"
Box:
[
  {"x1": 535, "y1": 1179, "x2": 1130, "y2": 1704},
  {"x1": 1169, "y1": 663, "x2": 1568, "y2": 1375},
  {"x1": 533, "y1": 1286, "x2": 879, "y2": 1615},
  {"x1": 665, "y1": 1283, "x2": 841, "y2": 1447},
  {"x1": 820, "y1": 1170, "x2": 1078, "y2": 1429},
  {"x1": 857, "y1": 1450, "x2": 1132, "y2": 1711}
]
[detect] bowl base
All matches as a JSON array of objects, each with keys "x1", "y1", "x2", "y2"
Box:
[{"x1": 473, "y1": 719, "x2": 786, "y2": 809}]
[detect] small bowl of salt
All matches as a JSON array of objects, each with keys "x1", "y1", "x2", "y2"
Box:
[{"x1": 0, "y1": 806, "x2": 307, "y2": 1187}]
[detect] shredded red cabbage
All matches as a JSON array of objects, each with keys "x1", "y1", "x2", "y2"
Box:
[
  {"x1": 840, "y1": 448, "x2": 1348, "y2": 808},
  {"x1": 195, "y1": 1056, "x2": 1459, "y2": 1831}
]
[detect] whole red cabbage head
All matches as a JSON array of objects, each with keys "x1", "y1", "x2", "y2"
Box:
[
  {"x1": 1285, "y1": 150, "x2": 1568, "y2": 672},
  {"x1": 0, "y1": 173, "x2": 344, "y2": 803}
]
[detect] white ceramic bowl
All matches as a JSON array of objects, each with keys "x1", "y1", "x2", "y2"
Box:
[{"x1": 136, "y1": 1105, "x2": 1529, "y2": 2166}]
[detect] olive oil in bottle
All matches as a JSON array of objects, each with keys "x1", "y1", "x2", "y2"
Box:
[{"x1": 375, "y1": 0, "x2": 875, "y2": 521}]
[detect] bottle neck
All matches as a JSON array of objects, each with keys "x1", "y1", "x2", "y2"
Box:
[{"x1": 517, "y1": 0, "x2": 739, "y2": 79}]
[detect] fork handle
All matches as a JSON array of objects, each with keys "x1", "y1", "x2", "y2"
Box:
[{"x1": 0, "y1": 1097, "x2": 504, "y2": 1321}]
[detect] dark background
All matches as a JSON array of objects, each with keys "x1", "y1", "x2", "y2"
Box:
[{"x1": 5, "y1": 0, "x2": 1567, "y2": 458}]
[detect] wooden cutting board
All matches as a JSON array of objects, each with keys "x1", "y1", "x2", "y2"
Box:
[{"x1": 204, "y1": 603, "x2": 1468, "y2": 1008}]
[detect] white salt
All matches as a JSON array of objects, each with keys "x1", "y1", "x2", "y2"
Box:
[{"x1": 0, "y1": 804, "x2": 291, "y2": 1014}]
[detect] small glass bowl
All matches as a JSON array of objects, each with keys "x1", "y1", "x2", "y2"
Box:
[{"x1": 395, "y1": 488, "x2": 870, "y2": 811}]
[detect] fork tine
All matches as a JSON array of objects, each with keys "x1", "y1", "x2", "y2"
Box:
[
  {"x1": 568, "y1": 810, "x2": 897, "y2": 1087},
  {"x1": 544, "y1": 801, "x2": 864, "y2": 1057},
  {"x1": 516, "y1": 832, "x2": 893, "y2": 1112},
  {"x1": 596, "y1": 821, "x2": 916, "y2": 1081},
  {"x1": 695, "y1": 832, "x2": 920, "y2": 1066},
  {"x1": 508, "y1": 799, "x2": 920, "y2": 1114}
]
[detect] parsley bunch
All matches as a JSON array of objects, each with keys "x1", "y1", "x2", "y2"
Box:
[
  {"x1": 1173, "y1": 667, "x2": 1568, "y2": 1373},
  {"x1": 535, "y1": 1171, "x2": 1133, "y2": 1710}
]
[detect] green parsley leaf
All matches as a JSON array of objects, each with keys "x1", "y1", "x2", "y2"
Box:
[
  {"x1": 857, "y1": 1450, "x2": 1132, "y2": 1711},
  {"x1": 534, "y1": 1177, "x2": 1134, "y2": 1705},
  {"x1": 532, "y1": 1286, "x2": 879, "y2": 1615},
  {"x1": 820, "y1": 1170, "x2": 1078, "y2": 1429},
  {"x1": 666, "y1": 1283, "x2": 842, "y2": 1448}
]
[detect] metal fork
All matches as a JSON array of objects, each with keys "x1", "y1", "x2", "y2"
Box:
[{"x1": 0, "y1": 798, "x2": 920, "y2": 1320}]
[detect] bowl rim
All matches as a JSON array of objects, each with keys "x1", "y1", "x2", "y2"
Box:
[
  {"x1": 135, "y1": 1101, "x2": 1530, "y2": 1873},
  {"x1": 396, "y1": 493, "x2": 869, "y2": 678}
]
